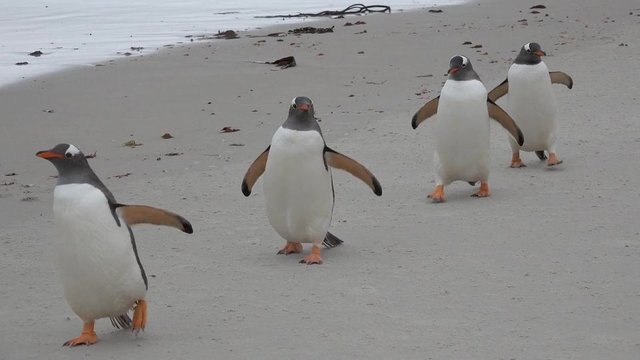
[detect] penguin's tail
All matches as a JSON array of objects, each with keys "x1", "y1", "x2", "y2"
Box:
[
  {"x1": 535, "y1": 151, "x2": 548, "y2": 160},
  {"x1": 110, "y1": 314, "x2": 132, "y2": 329},
  {"x1": 323, "y1": 231, "x2": 344, "y2": 248}
]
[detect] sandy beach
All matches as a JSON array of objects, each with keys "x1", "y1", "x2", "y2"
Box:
[{"x1": 1, "y1": 0, "x2": 639, "y2": 358}]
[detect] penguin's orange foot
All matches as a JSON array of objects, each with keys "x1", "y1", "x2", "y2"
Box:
[
  {"x1": 299, "y1": 246, "x2": 323, "y2": 265},
  {"x1": 63, "y1": 321, "x2": 97, "y2": 347},
  {"x1": 509, "y1": 154, "x2": 527, "y2": 169},
  {"x1": 547, "y1": 153, "x2": 563, "y2": 167},
  {"x1": 472, "y1": 182, "x2": 491, "y2": 198},
  {"x1": 132, "y1": 299, "x2": 147, "y2": 334},
  {"x1": 277, "y1": 242, "x2": 303, "y2": 255},
  {"x1": 428, "y1": 185, "x2": 445, "y2": 203}
]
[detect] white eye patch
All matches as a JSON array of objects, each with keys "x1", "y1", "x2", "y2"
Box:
[
  {"x1": 291, "y1": 97, "x2": 297, "y2": 105},
  {"x1": 66, "y1": 144, "x2": 81, "y2": 157},
  {"x1": 524, "y1": 43, "x2": 531, "y2": 52},
  {"x1": 461, "y1": 56, "x2": 469, "y2": 66}
]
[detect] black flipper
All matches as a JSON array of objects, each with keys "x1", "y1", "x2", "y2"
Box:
[
  {"x1": 535, "y1": 151, "x2": 547, "y2": 160},
  {"x1": 323, "y1": 231, "x2": 344, "y2": 248},
  {"x1": 110, "y1": 314, "x2": 132, "y2": 329}
]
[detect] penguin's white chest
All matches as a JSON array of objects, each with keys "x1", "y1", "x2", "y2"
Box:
[
  {"x1": 53, "y1": 184, "x2": 146, "y2": 321},
  {"x1": 263, "y1": 127, "x2": 333, "y2": 243},
  {"x1": 507, "y1": 62, "x2": 558, "y2": 151},
  {"x1": 433, "y1": 79, "x2": 490, "y2": 184}
]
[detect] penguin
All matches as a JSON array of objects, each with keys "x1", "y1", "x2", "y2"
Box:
[
  {"x1": 411, "y1": 55, "x2": 524, "y2": 202},
  {"x1": 36, "y1": 143, "x2": 193, "y2": 347},
  {"x1": 488, "y1": 42, "x2": 573, "y2": 167},
  {"x1": 242, "y1": 97, "x2": 382, "y2": 265}
]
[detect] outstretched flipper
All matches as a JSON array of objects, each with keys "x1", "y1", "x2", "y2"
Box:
[
  {"x1": 117, "y1": 205, "x2": 193, "y2": 233},
  {"x1": 487, "y1": 99, "x2": 525, "y2": 146},
  {"x1": 488, "y1": 79, "x2": 509, "y2": 102},
  {"x1": 241, "y1": 146, "x2": 270, "y2": 196},
  {"x1": 489, "y1": 71, "x2": 573, "y2": 102},
  {"x1": 324, "y1": 147, "x2": 382, "y2": 196},
  {"x1": 549, "y1": 71, "x2": 573, "y2": 89},
  {"x1": 411, "y1": 96, "x2": 440, "y2": 129}
]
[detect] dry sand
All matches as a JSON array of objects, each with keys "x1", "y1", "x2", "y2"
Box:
[{"x1": 1, "y1": 0, "x2": 639, "y2": 358}]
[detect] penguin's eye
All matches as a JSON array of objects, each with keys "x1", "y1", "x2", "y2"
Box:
[
  {"x1": 461, "y1": 63, "x2": 467, "y2": 68},
  {"x1": 292, "y1": 104, "x2": 297, "y2": 109},
  {"x1": 65, "y1": 152, "x2": 72, "y2": 158},
  {"x1": 526, "y1": 48, "x2": 531, "y2": 53}
]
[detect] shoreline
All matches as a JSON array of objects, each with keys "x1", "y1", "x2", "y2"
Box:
[
  {"x1": 0, "y1": 1, "x2": 462, "y2": 89},
  {"x1": 1, "y1": 1, "x2": 640, "y2": 358}
]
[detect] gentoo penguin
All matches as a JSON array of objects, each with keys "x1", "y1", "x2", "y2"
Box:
[
  {"x1": 242, "y1": 96, "x2": 382, "y2": 265},
  {"x1": 36, "y1": 143, "x2": 193, "y2": 346},
  {"x1": 411, "y1": 55, "x2": 524, "y2": 202},
  {"x1": 488, "y1": 42, "x2": 573, "y2": 167}
]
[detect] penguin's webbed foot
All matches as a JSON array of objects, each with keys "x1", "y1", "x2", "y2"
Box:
[
  {"x1": 299, "y1": 246, "x2": 323, "y2": 265},
  {"x1": 277, "y1": 242, "x2": 303, "y2": 255},
  {"x1": 63, "y1": 321, "x2": 97, "y2": 347},
  {"x1": 547, "y1": 153, "x2": 563, "y2": 167},
  {"x1": 471, "y1": 182, "x2": 491, "y2": 198},
  {"x1": 132, "y1": 299, "x2": 147, "y2": 334},
  {"x1": 428, "y1": 185, "x2": 445, "y2": 203},
  {"x1": 510, "y1": 153, "x2": 526, "y2": 168}
]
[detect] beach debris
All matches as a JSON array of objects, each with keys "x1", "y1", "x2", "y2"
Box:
[
  {"x1": 289, "y1": 26, "x2": 335, "y2": 34},
  {"x1": 15, "y1": 62, "x2": 28, "y2": 66},
  {"x1": 344, "y1": 21, "x2": 367, "y2": 26},
  {"x1": 42, "y1": 109, "x2": 55, "y2": 113},
  {"x1": 354, "y1": 30, "x2": 367, "y2": 34},
  {"x1": 161, "y1": 132, "x2": 174, "y2": 139},
  {"x1": 229, "y1": 143, "x2": 245, "y2": 147},
  {"x1": 164, "y1": 152, "x2": 183, "y2": 157},
  {"x1": 471, "y1": 44, "x2": 483, "y2": 48},
  {"x1": 530, "y1": 4, "x2": 546, "y2": 9},
  {"x1": 123, "y1": 140, "x2": 143, "y2": 147},
  {"x1": 462, "y1": 41, "x2": 472, "y2": 45},
  {"x1": 85, "y1": 152, "x2": 97, "y2": 159},
  {"x1": 256, "y1": 4, "x2": 390, "y2": 18},
  {"x1": 1, "y1": 181, "x2": 15, "y2": 186},
  {"x1": 249, "y1": 56, "x2": 297, "y2": 69},
  {"x1": 219, "y1": 126, "x2": 240, "y2": 133},
  {"x1": 130, "y1": 47, "x2": 144, "y2": 51},
  {"x1": 112, "y1": 172, "x2": 132, "y2": 179},
  {"x1": 4, "y1": 173, "x2": 17, "y2": 177},
  {"x1": 215, "y1": 30, "x2": 239, "y2": 39},
  {"x1": 428, "y1": 9, "x2": 443, "y2": 13},
  {"x1": 29, "y1": 50, "x2": 43, "y2": 57},
  {"x1": 357, "y1": 51, "x2": 365, "y2": 54},
  {"x1": 21, "y1": 196, "x2": 38, "y2": 202},
  {"x1": 246, "y1": 32, "x2": 286, "y2": 38}
]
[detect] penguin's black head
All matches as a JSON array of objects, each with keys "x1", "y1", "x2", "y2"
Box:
[
  {"x1": 289, "y1": 96, "x2": 314, "y2": 117},
  {"x1": 36, "y1": 143, "x2": 91, "y2": 175},
  {"x1": 515, "y1": 42, "x2": 546, "y2": 65},
  {"x1": 447, "y1": 55, "x2": 480, "y2": 81},
  {"x1": 283, "y1": 96, "x2": 322, "y2": 132}
]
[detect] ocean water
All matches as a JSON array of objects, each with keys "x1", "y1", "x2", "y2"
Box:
[{"x1": 0, "y1": 0, "x2": 462, "y2": 87}]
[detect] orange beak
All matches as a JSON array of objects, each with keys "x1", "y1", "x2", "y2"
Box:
[
  {"x1": 534, "y1": 50, "x2": 546, "y2": 56},
  {"x1": 297, "y1": 103, "x2": 310, "y2": 111},
  {"x1": 36, "y1": 150, "x2": 63, "y2": 159}
]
